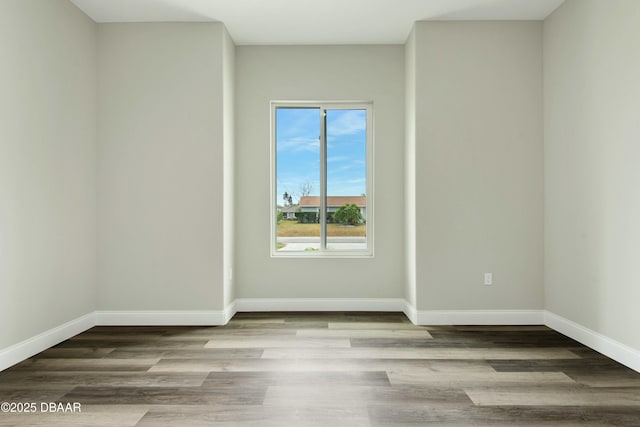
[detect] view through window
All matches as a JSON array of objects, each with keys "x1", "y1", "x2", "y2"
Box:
[{"x1": 273, "y1": 103, "x2": 372, "y2": 255}]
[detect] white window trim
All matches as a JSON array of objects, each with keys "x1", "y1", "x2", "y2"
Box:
[{"x1": 270, "y1": 101, "x2": 374, "y2": 258}]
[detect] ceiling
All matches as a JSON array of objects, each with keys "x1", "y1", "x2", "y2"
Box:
[{"x1": 70, "y1": 0, "x2": 565, "y2": 45}]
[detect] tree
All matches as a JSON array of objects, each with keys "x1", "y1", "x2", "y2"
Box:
[
  {"x1": 334, "y1": 204, "x2": 364, "y2": 225},
  {"x1": 282, "y1": 192, "x2": 293, "y2": 206},
  {"x1": 299, "y1": 182, "x2": 313, "y2": 197}
]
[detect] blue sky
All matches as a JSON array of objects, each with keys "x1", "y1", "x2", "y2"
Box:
[{"x1": 276, "y1": 108, "x2": 366, "y2": 204}]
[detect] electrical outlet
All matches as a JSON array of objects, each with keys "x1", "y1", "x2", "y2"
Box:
[{"x1": 484, "y1": 273, "x2": 493, "y2": 286}]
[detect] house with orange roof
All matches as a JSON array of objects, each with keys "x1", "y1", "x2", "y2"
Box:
[{"x1": 298, "y1": 196, "x2": 366, "y2": 219}]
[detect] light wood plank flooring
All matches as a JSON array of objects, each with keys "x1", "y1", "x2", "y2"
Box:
[{"x1": 1, "y1": 312, "x2": 639, "y2": 426}]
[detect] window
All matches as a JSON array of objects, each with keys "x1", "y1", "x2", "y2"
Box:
[{"x1": 271, "y1": 102, "x2": 373, "y2": 256}]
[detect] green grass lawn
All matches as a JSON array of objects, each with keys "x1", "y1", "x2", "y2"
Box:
[{"x1": 277, "y1": 221, "x2": 365, "y2": 237}]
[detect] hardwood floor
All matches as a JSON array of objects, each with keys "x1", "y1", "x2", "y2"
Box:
[{"x1": 1, "y1": 312, "x2": 639, "y2": 426}]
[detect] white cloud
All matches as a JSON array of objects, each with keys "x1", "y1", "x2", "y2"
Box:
[
  {"x1": 327, "y1": 110, "x2": 366, "y2": 137},
  {"x1": 346, "y1": 178, "x2": 366, "y2": 184},
  {"x1": 327, "y1": 155, "x2": 349, "y2": 163},
  {"x1": 277, "y1": 136, "x2": 319, "y2": 153}
]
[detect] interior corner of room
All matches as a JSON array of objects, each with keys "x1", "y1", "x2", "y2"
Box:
[{"x1": 0, "y1": 0, "x2": 638, "y2": 374}]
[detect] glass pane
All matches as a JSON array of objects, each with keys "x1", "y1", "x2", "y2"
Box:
[
  {"x1": 275, "y1": 108, "x2": 321, "y2": 252},
  {"x1": 325, "y1": 109, "x2": 367, "y2": 251}
]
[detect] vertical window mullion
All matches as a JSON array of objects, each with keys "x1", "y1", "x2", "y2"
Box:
[{"x1": 319, "y1": 108, "x2": 327, "y2": 251}]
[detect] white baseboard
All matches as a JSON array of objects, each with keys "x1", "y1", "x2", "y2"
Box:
[
  {"x1": 402, "y1": 301, "x2": 418, "y2": 324},
  {"x1": 544, "y1": 311, "x2": 640, "y2": 373},
  {"x1": 223, "y1": 300, "x2": 237, "y2": 323},
  {"x1": 412, "y1": 309, "x2": 545, "y2": 325},
  {"x1": 232, "y1": 300, "x2": 543, "y2": 326},
  {"x1": 0, "y1": 312, "x2": 95, "y2": 371},
  {"x1": 3, "y1": 305, "x2": 637, "y2": 375},
  {"x1": 94, "y1": 310, "x2": 230, "y2": 326},
  {"x1": 234, "y1": 298, "x2": 406, "y2": 313}
]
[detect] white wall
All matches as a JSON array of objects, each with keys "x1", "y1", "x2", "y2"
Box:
[
  {"x1": 411, "y1": 22, "x2": 544, "y2": 311},
  {"x1": 235, "y1": 46, "x2": 405, "y2": 299},
  {"x1": 97, "y1": 23, "x2": 228, "y2": 311},
  {"x1": 2, "y1": 0, "x2": 636, "y2": 372},
  {"x1": 0, "y1": 0, "x2": 97, "y2": 348},
  {"x1": 222, "y1": 27, "x2": 236, "y2": 308},
  {"x1": 404, "y1": 28, "x2": 417, "y2": 310},
  {"x1": 544, "y1": 0, "x2": 640, "y2": 350}
]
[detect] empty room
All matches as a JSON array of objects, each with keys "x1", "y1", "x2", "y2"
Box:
[{"x1": 1, "y1": 0, "x2": 639, "y2": 425}]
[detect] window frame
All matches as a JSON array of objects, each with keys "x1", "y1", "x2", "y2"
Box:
[{"x1": 270, "y1": 101, "x2": 374, "y2": 258}]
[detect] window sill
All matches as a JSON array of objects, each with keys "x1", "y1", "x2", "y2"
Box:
[{"x1": 271, "y1": 250, "x2": 374, "y2": 259}]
